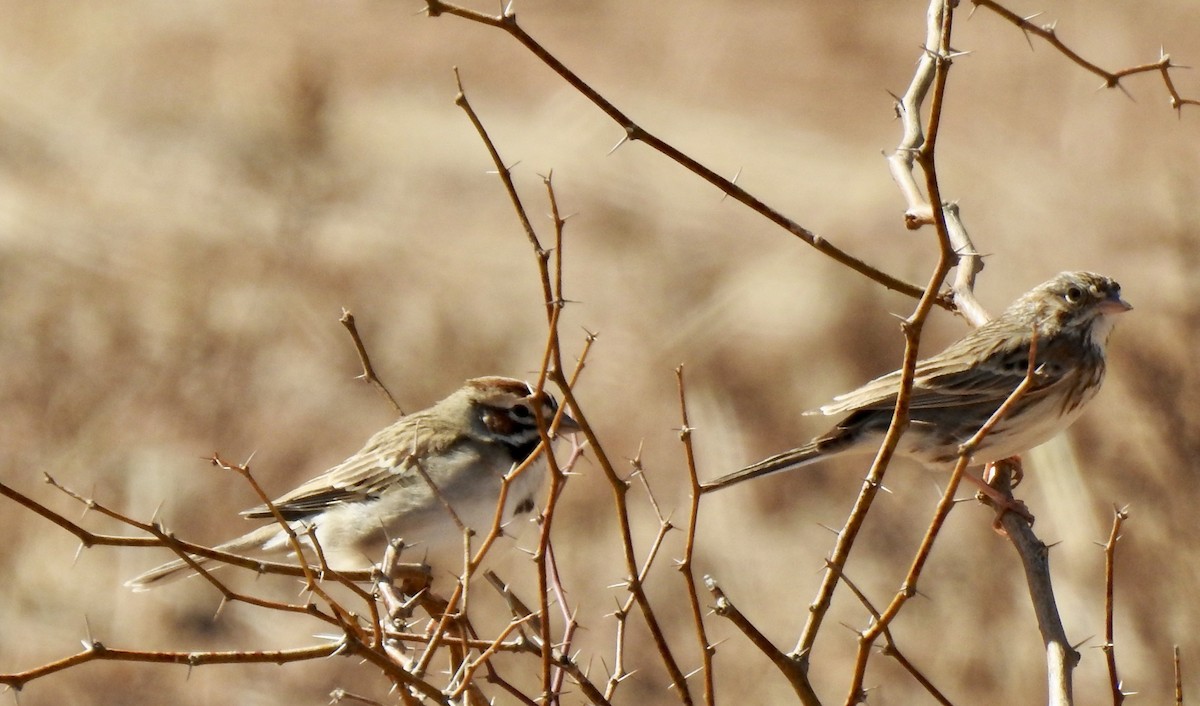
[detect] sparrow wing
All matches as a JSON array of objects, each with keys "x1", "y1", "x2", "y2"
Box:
[
  {"x1": 817, "y1": 324, "x2": 1071, "y2": 415},
  {"x1": 240, "y1": 411, "x2": 460, "y2": 521}
]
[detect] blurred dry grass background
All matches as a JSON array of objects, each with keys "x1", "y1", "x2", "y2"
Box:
[{"x1": 1, "y1": 1, "x2": 1198, "y2": 704}]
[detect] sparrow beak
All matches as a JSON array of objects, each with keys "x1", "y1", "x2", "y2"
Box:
[
  {"x1": 1098, "y1": 291, "x2": 1133, "y2": 315},
  {"x1": 553, "y1": 410, "x2": 582, "y2": 435}
]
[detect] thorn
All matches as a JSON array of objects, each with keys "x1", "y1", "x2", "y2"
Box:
[
  {"x1": 838, "y1": 620, "x2": 863, "y2": 635},
  {"x1": 720, "y1": 168, "x2": 743, "y2": 202},
  {"x1": 607, "y1": 134, "x2": 629, "y2": 155},
  {"x1": 149, "y1": 500, "x2": 166, "y2": 525}
]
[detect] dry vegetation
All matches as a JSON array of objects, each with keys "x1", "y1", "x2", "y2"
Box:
[{"x1": 1, "y1": 1, "x2": 1198, "y2": 704}]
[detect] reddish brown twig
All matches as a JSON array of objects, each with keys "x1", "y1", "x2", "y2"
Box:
[
  {"x1": 972, "y1": 0, "x2": 1200, "y2": 114},
  {"x1": 426, "y1": 1, "x2": 947, "y2": 309},
  {"x1": 673, "y1": 366, "x2": 716, "y2": 706},
  {"x1": 792, "y1": 0, "x2": 962, "y2": 678},
  {"x1": 339, "y1": 309, "x2": 403, "y2": 414},
  {"x1": 1102, "y1": 507, "x2": 1131, "y2": 704}
]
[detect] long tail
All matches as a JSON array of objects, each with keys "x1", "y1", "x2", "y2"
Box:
[
  {"x1": 702, "y1": 441, "x2": 827, "y2": 492},
  {"x1": 125, "y1": 524, "x2": 286, "y2": 592}
]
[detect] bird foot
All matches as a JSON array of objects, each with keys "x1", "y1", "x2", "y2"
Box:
[
  {"x1": 983, "y1": 456, "x2": 1024, "y2": 488},
  {"x1": 962, "y1": 470, "x2": 1035, "y2": 532}
]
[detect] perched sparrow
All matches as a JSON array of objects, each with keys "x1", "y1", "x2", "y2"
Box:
[
  {"x1": 128, "y1": 377, "x2": 578, "y2": 590},
  {"x1": 705, "y1": 271, "x2": 1130, "y2": 491}
]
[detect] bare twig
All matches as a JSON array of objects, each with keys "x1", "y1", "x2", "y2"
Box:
[
  {"x1": 426, "y1": 1, "x2": 950, "y2": 309},
  {"x1": 1, "y1": 641, "x2": 344, "y2": 691},
  {"x1": 452, "y1": 67, "x2": 554, "y2": 320},
  {"x1": 992, "y1": 462, "x2": 1079, "y2": 706},
  {"x1": 972, "y1": 0, "x2": 1200, "y2": 113},
  {"x1": 885, "y1": 35, "x2": 986, "y2": 323},
  {"x1": 340, "y1": 308, "x2": 403, "y2": 413},
  {"x1": 792, "y1": 0, "x2": 962, "y2": 676},
  {"x1": 1103, "y1": 507, "x2": 1131, "y2": 705},
  {"x1": 830, "y1": 563, "x2": 955, "y2": 706},
  {"x1": 847, "y1": 321, "x2": 1042, "y2": 704},
  {"x1": 206, "y1": 455, "x2": 377, "y2": 639},
  {"x1": 705, "y1": 576, "x2": 818, "y2": 702},
  {"x1": 1175, "y1": 646, "x2": 1184, "y2": 706},
  {"x1": 39, "y1": 472, "x2": 400, "y2": 587},
  {"x1": 673, "y1": 366, "x2": 716, "y2": 706}
]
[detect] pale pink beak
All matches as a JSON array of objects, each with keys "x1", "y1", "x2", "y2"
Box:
[{"x1": 1098, "y1": 292, "x2": 1133, "y2": 315}]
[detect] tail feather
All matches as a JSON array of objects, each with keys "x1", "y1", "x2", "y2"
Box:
[
  {"x1": 125, "y1": 524, "x2": 288, "y2": 592},
  {"x1": 703, "y1": 419, "x2": 876, "y2": 492},
  {"x1": 125, "y1": 556, "x2": 215, "y2": 592},
  {"x1": 702, "y1": 442, "x2": 825, "y2": 492}
]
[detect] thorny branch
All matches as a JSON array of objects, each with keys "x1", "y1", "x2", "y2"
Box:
[
  {"x1": 1174, "y1": 646, "x2": 1183, "y2": 706},
  {"x1": 1103, "y1": 507, "x2": 1131, "y2": 705},
  {"x1": 1, "y1": 0, "x2": 1176, "y2": 703},
  {"x1": 993, "y1": 463, "x2": 1079, "y2": 706},
  {"x1": 674, "y1": 366, "x2": 716, "y2": 706},
  {"x1": 451, "y1": 69, "x2": 694, "y2": 702},
  {"x1": 426, "y1": 0, "x2": 948, "y2": 310},
  {"x1": 705, "y1": 576, "x2": 818, "y2": 703},
  {"x1": 972, "y1": 0, "x2": 1200, "y2": 113},
  {"x1": 1, "y1": 642, "x2": 344, "y2": 691},
  {"x1": 340, "y1": 308, "x2": 404, "y2": 414},
  {"x1": 830, "y1": 563, "x2": 954, "y2": 706},
  {"x1": 791, "y1": 0, "x2": 961, "y2": 680}
]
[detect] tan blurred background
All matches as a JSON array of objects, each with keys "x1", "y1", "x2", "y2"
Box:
[{"x1": 1, "y1": 1, "x2": 1197, "y2": 704}]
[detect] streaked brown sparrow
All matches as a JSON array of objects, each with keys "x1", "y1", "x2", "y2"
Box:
[
  {"x1": 128, "y1": 376, "x2": 578, "y2": 590},
  {"x1": 705, "y1": 271, "x2": 1130, "y2": 491}
]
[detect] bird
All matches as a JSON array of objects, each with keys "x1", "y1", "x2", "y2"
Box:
[
  {"x1": 127, "y1": 376, "x2": 579, "y2": 590},
  {"x1": 704, "y1": 271, "x2": 1130, "y2": 493}
]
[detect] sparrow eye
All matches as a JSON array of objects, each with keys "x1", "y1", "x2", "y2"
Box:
[
  {"x1": 1065, "y1": 285, "x2": 1083, "y2": 303},
  {"x1": 510, "y1": 404, "x2": 534, "y2": 421}
]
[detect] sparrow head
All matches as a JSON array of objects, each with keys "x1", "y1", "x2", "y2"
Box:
[
  {"x1": 1010, "y1": 271, "x2": 1130, "y2": 345},
  {"x1": 462, "y1": 376, "x2": 580, "y2": 446}
]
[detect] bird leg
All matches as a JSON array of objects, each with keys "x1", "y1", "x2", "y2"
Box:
[
  {"x1": 983, "y1": 456, "x2": 1024, "y2": 488},
  {"x1": 963, "y1": 466, "x2": 1034, "y2": 530}
]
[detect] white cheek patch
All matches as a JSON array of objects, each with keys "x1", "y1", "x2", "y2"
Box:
[{"x1": 1088, "y1": 314, "x2": 1118, "y2": 347}]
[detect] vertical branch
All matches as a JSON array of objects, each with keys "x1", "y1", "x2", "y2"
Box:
[
  {"x1": 1174, "y1": 646, "x2": 1184, "y2": 706},
  {"x1": 792, "y1": 0, "x2": 960, "y2": 674},
  {"x1": 887, "y1": 0, "x2": 986, "y2": 324},
  {"x1": 453, "y1": 67, "x2": 678, "y2": 703},
  {"x1": 673, "y1": 366, "x2": 715, "y2": 706},
  {"x1": 1103, "y1": 507, "x2": 1130, "y2": 705},
  {"x1": 996, "y1": 478, "x2": 1079, "y2": 706},
  {"x1": 451, "y1": 67, "x2": 555, "y2": 320}
]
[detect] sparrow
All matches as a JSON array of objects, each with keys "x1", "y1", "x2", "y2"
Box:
[
  {"x1": 128, "y1": 376, "x2": 578, "y2": 589},
  {"x1": 705, "y1": 271, "x2": 1130, "y2": 491}
]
